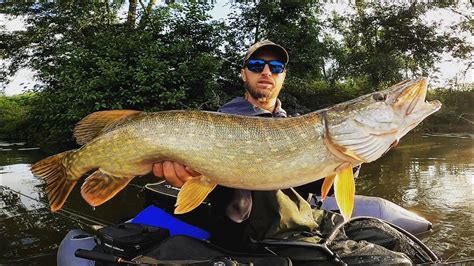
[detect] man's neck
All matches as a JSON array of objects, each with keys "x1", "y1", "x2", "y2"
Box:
[{"x1": 245, "y1": 93, "x2": 277, "y2": 113}]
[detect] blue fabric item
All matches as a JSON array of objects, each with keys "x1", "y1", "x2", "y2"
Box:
[{"x1": 131, "y1": 206, "x2": 210, "y2": 240}]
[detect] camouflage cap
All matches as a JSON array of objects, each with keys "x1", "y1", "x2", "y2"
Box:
[{"x1": 243, "y1": 40, "x2": 289, "y2": 66}]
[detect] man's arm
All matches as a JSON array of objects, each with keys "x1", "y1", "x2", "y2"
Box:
[{"x1": 152, "y1": 161, "x2": 252, "y2": 223}]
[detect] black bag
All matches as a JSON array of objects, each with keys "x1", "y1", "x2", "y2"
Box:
[
  {"x1": 136, "y1": 235, "x2": 292, "y2": 266},
  {"x1": 95, "y1": 223, "x2": 169, "y2": 260}
]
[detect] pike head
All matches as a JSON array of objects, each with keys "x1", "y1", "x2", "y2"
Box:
[{"x1": 324, "y1": 78, "x2": 441, "y2": 163}]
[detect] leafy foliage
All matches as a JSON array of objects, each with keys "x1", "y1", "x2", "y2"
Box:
[
  {"x1": 0, "y1": 1, "x2": 472, "y2": 144},
  {"x1": 0, "y1": 93, "x2": 35, "y2": 140},
  {"x1": 329, "y1": 2, "x2": 469, "y2": 88},
  {"x1": 423, "y1": 86, "x2": 474, "y2": 132},
  {"x1": 2, "y1": 2, "x2": 227, "y2": 144}
]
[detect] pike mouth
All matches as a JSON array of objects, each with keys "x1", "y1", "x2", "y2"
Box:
[{"x1": 393, "y1": 78, "x2": 441, "y2": 116}]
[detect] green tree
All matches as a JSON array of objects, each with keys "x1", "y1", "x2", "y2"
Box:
[
  {"x1": 226, "y1": 1, "x2": 328, "y2": 81},
  {"x1": 0, "y1": 93, "x2": 35, "y2": 140},
  {"x1": 1, "y1": 1, "x2": 472, "y2": 145},
  {"x1": 223, "y1": 1, "x2": 346, "y2": 113},
  {"x1": 1, "y1": 1, "x2": 227, "y2": 145},
  {"x1": 329, "y1": 1, "x2": 471, "y2": 89}
]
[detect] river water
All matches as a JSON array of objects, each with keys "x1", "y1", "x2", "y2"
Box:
[{"x1": 0, "y1": 134, "x2": 472, "y2": 264}]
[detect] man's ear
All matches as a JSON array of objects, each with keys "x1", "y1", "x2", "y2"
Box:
[{"x1": 240, "y1": 69, "x2": 247, "y2": 82}]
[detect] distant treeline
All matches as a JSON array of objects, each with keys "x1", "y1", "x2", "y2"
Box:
[
  {"x1": 0, "y1": 1, "x2": 472, "y2": 147},
  {"x1": 421, "y1": 88, "x2": 474, "y2": 133},
  {"x1": 0, "y1": 93, "x2": 35, "y2": 141},
  {"x1": 1, "y1": 87, "x2": 472, "y2": 147}
]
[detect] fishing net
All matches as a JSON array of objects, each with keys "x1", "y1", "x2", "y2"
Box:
[{"x1": 324, "y1": 216, "x2": 438, "y2": 265}]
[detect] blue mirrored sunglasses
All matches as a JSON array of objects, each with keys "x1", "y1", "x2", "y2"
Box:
[{"x1": 245, "y1": 59, "x2": 285, "y2": 74}]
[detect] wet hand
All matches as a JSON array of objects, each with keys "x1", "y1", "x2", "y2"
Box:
[{"x1": 152, "y1": 161, "x2": 201, "y2": 187}]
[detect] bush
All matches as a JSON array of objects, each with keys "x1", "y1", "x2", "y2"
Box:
[
  {"x1": 421, "y1": 86, "x2": 474, "y2": 133},
  {"x1": 0, "y1": 93, "x2": 36, "y2": 140}
]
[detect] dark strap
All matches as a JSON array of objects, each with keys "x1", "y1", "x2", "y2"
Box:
[
  {"x1": 254, "y1": 238, "x2": 344, "y2": 265},
  {"x1": 135, "y1": 256, "x2": 245, "y2": 266}
]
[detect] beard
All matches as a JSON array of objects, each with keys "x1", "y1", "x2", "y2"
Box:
[{"x1": 244, "y1": 81, "x2": 270, "y2": 103}]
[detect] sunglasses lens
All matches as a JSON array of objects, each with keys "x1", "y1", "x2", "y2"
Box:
[
  {"x1": 269, "y1": 61, "x2": 284, "y2": 74},
  {"x1": 246, "y1": 59, "x2": 265, "y2": 73}
]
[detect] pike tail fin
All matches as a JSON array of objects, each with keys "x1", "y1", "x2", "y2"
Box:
[{"x1": 31, "y1": 151, "x2": 78, "y2": 212}]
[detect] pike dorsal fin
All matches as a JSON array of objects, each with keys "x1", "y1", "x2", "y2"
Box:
[
  {"x1": 174, "y1": 177, "x2": 217, "y2": 215},
  {"x1": 74, "y1": 110, "x2": 141, "y2": 145}
]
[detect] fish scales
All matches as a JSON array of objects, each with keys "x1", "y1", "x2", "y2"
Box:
[{"x1": 71, "y1": 110, "x2": 338, "y2": 189}]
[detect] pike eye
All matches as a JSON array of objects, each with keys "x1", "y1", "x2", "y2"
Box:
[{"x1": 372, "y1": 93, "x2": 386, "y2": 102}]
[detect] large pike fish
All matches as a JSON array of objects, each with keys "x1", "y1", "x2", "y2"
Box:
[{"x1": 31, "y1": 78, "x2": 441, "y2": 221}]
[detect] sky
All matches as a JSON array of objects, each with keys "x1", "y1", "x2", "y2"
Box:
[{"x1": 1, "y1": 1, "x2": 472, "y2": 96}]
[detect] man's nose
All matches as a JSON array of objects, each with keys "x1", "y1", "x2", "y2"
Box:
[{"x1": 261, "y1": 64, "x2": 272, "y2": 75}]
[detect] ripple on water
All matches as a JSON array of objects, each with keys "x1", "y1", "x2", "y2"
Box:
[
  {"x1": 0, "y1": 204, "x2": 82, "y2": 261},
  {"x1": 17, "y1": 148, "x2": 41, "y2": 151},
  {"x1": 0, "y1": 142, "x2": 26, "y2": 147},
  {"x1": 401, "y1": 188, "x2": 419, "y2": 207},
  {"x1": 359, "y1": 135, "x2": 473, "y2": 260}
]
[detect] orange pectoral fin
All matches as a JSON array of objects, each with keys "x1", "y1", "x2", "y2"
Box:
[
  {"x1": 81, "y1": 170, "x2": 134, "y2": 207},
  {"x1": 334, "y1": 164, "x2": 355, "y2": 222},
  {"x1": 321, "y1": 174, "x2": 336, "y2": 201},
  {"x1": 174, "y1": 177, "x2": 217, "y2": 215}
]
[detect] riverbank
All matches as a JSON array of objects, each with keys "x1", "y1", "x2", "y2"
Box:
[{"x1": 1, "y1": 88, "x2": 473, "y2": 149}]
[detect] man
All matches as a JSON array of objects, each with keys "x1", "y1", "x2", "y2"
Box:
[
  {"x1": 152, "y1": 40, "x2": 339, "y2": 248},
  {"x1": 147, "y1": 41, "x2": 435, "y2": 265}
]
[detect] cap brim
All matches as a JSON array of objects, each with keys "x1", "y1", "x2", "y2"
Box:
[{"x1": 243, "y1": 42, "x2": 289, "y2": 66}]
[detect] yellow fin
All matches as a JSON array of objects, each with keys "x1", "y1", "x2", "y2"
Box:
[
  {"x1": 74, "y1": 110, "x2": 141, "y2": 145},
  {"x1": 81, "y1": 170, "x2": 134, "y2": 207},
  {"x1": 334, "y1": 164, "x2": 355, "y2": 222},
  {"x1": 321, "y1": 174, "x2": 336, "y2": 201},
  {"x1": 174, "y1": 177, "x2": 217, "y2": 214},
  {"x1": 31, "y1": 150, "x2": 78, "y2": 212}
]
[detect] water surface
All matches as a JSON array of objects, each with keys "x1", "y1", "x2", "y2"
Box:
[{"x1": 0, "y1": 134, "x2": 472, "y2": 263}]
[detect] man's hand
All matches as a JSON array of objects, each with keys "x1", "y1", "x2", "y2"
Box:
[{"x1": 152, "y1": 161, "x2": 201, "y2": 187}]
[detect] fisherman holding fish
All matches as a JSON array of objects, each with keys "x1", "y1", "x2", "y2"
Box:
[
  {"x1": 152, "y1": 40, "x2": 359, "y2": 248},
  {"x1": 31, "y1": 38, "x2": 442, "y2": 262}
]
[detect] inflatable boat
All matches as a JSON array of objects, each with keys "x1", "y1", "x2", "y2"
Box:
[
  {"x1": 143, "y1": 181, "x2": 432, "y2": 235},
  {"x1": 57, "y1": 181, "x2": 435, "y2": 265}
]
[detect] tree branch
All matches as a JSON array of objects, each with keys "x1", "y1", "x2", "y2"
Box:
[{"x1": 127, "y1": 0, "x2": 137, "y2": 26}]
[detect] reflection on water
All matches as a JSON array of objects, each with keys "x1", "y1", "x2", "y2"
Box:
[
  {"x1": 0, "y1": 135, "x2": 473, "y2": 263},
  {"x1": 0, "y1": 141, "x2": 147, "y2": 264},
  {"x1": 0, "y1": 187, "x2": 82, "y2": 263},
  {"x1": 357, "y1": 134, "x2": 473, "y2": 260}
]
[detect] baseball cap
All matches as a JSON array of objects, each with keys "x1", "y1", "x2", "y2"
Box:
[{"x1": 243, "y1": 40, "x2": 289, "y2": 66}]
